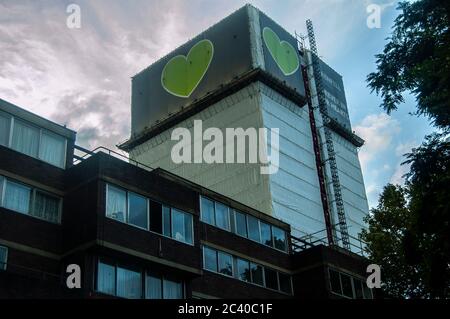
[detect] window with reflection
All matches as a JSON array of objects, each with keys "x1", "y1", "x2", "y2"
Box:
[
  {"x1": 106, "y1": 185, "x2": 127, "y2": 222},
  {"x1": 250, "y1": 262, "x2": 264, "y2": 286},
  {"x1": 4, "y1": 180, "x2": 31, "y2": 214},
  {"x1": 11, "y1": 120, "x2": 39, "y2": 158},
  {"x1": 117, "y1": 266, "x2": 142, "y2": 299},
  {"x1": 247, "y1": 216, "x2": 261, "y2": 243},
  {"x1": 0, "y1": 113, "x2": 67, "y2": 168},
  {"x1": 236, "y1": 258, "x2": 250, "y2": 282},
  {"x1": 145, "y1": 274, "x2": 162, "y2": 299},
  {"x1": 39, "y1": 131, "x2": 65, "y2": 168},
  {"x1": 163, "y1": 279, "x2": 183, "y2": 299},
  {"x1": 260, "y1": 222, "x2": 272, "y2": 247},
  {"x1": 97, "y1": 261, "x2": 116, "y2": 296},
  {"x1": 0, "y1": 112, "x2": 11, "y2": 147},
  {"x1": 272, "y1": 226, "x2": 287, "y2": 251},
  {"x1": 128, "y1": 192, "x2": 148, "y2": 229},
  {"x1": 234, "y1": 211, "x2": 247, "y2": 237},
  {"x1": 199, "y1": 197, "x2": 287, "y2": 252},
  {"x1": 218, "y1": 251, "x2": 233, "y2": 277},
  {"x1": 171, "y1": 208, "x2": 193, "y2": 244},
  {"x1": 200, "y1": 196, "x2": 215, "y2": 225},
  {"x1": 215, "y1": 202, "x2": 230, "y2": 231},
  {"x1": 203, "y1": 246, "x2": 218, "y2": 272},
  {"x1": 105, "y1": 184, "x2": 193, "y2": 245},
  {"x1": 1, "y1": 176, "x2": 61, "y2": 223}
]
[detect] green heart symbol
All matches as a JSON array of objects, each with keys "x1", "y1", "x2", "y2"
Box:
[
  {"x1": 263, "y1": 27, "x2": 299, "y2": 76},
  {"x1": 161, "y1": 39, "x2": 214, "y2": 98}
]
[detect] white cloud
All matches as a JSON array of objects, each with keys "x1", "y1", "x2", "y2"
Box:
[
  {"x1": 390, "y1": 161, "x2": 410, "y2": 185},
  {"x1": 354, "y1": 113, "x2": 401, "y2": 170},
  {"x1": 0, "y1": 0, "x2": 188, "y2": 149},
  {"x1": 395, "y1": 141, "x2": 417, "y2": 157},
  {"x1": 390, "y1": 140, "x2": 419, "y2": 185}
]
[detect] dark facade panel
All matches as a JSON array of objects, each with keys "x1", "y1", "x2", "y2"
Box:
[
  {"x1": 131, "y1": 6, "x2": 253, "y2": 136},
  {"x1": 191, "y1": 271, "x2": 290, "y2": 299},
  {"x1": 318, "y1": 59, "x2": 352, "y2": 130},
  {"x1": 0, "y1": 209, "x2": 62, "y2": 254},
  {"x1": 259, "y1": 10, "x2": 305, "y2": 96},
  {"x1": 0, "y1": 146, "x2": 66, "y2": 191}
]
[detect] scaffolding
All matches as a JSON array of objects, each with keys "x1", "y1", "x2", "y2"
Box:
[{"x1": 306, "y1": 19, "x2": 351, "y2": 250}]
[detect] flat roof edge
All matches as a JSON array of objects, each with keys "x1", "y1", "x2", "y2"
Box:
[
  {"x1": 119, "y1": 68, "x2": 307, "y2": 151},
  {"x1": 0, "y1": 98, "x2": 77, "y2": 140}
]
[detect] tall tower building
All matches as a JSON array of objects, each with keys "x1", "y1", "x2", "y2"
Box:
[{"x1": 119, "y1": 5, "x2": 369, "y2": 253}]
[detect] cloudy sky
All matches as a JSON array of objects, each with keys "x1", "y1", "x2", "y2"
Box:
[{"x1": 0, "y1": 0, "x2": 434, "y2": 208}]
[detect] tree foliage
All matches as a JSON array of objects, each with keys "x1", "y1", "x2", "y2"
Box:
[
  {"x1": 361, "y1": 134, "x2": 450, "y2": 298},
  {"x1": 367, "y1": 0, "x2": 450, "y2": 129}
]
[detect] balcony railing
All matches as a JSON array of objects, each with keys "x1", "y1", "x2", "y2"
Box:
[
  {"x1": 290, "y1": 228, "x2": 368, "y2": 257},
  {"x1": 73, "y1": 145, "x2": 155, "y2": 173}
]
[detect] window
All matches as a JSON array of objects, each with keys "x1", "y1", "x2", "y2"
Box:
[
  {"x1": 0, "y1": 176, "x2": 4, "y2": 206},
  {"x1": 236, "y1": 258, "x2": 250, "y2": 282},
  {"x1": 200, "y1": 196, "x2": 215, "y2": 225},
  {"x1": 260, "y1": 222, "x2": 272, "y2": 247},
  {"x1": 106, "y1": 185, "x2": 126, "y2": 222},
  {"x1": 272, "y1": 227, "x2": 286, "y2": 251},
  {"x1": 163, "y1": 279, "x2": 183, "y2": 299},
  {"x1": 234, "y1": 211, "x2": 247, "y2": 237},
  {"x1": 215, "y1": 202, "x2": 230, "y2": 231},
  {"x1": 218, "y1": 251, "x2": 233, "y2": 277},
  {"x1": 4, "y1": 180, "x2": 31, "y2": 214},
  {"x1": 39, "y1": 131, "x2": 65, "y2": 168},
  {"x1": 264, "y1": 268, "x2": 278, "y2": 290},
  {"x1": 353, "y1": 278, "x2": 364, "y2": 299},
  {"x1": 0, "y1": 113, "x2": 11, "y2": 147},
  {"x1": 145, "y1": 273, "x2": 184, "y2": 299},
  {"x1": 340, "y1": 273, "x2": 353, "y2": 298},
  {"x1": 203, "y1": 246, "x2": 218, "y2": 272},
  {"x1": 97, "y1": 261, "x2": 116, "y2": 296},
  {"x1": 250, "y1": 262, "x2": 264, "y2": 286},
  {"x1": 278, "y1": 273, "x2": 292, "y2": 294},
  {"x1": 329, "y1": 268, "x2": 372, "y2": 299},
  {"x1": 117, "y1": 267, "x2": 142, "y2": 299},
  {"x1": 0, "y1": 246, "x2": 7, "y2": 271},
  {"x1": 128, "y1": 192, "x2": 148, "y2": 229},
  {"x1": 171, "y1": 208, "x2": 193, "y2": 244},
  {"x1": 11, "y1": 120, "x2": 39, "y2": 158},
  {"x1": 329, "y1": 269, "x2": 342, "y2": 295},
  {"x1": 149, "y1": 200, "x2": 162, "y2": 233},
  {"x1": 145, "y1": 274, "x2": 162, "y2": 299},
  {"x1": 0, "y1": 114, "x2": 67, "y2": 168},
  {"x1": 105, "y1": 185, "x2": 194, "y2": 245},
  {"x1": 202, "y1": 245, "x2": 292, "y2": 294},
  {"x1": 199, "y1": 197, "x2": 288, "y2": 252},
  {"x1": 363, "y1": 283, "x2": 373, "y2": 299},
  {"x1": 247, "y1": 216, "x2": 260, "y2": 242},
  {"x1": 97, "y1": 261, "x2": 184, "y2": 299},
  {"x1": 33, "y1": 190, "x2": 60, "y2": 223},
  {"x1": 0, "y1": 176, "x2": 61, "y2": 223},
  {"x1": 162, "y1": 205, "x2": 171, "y2": 237}
]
